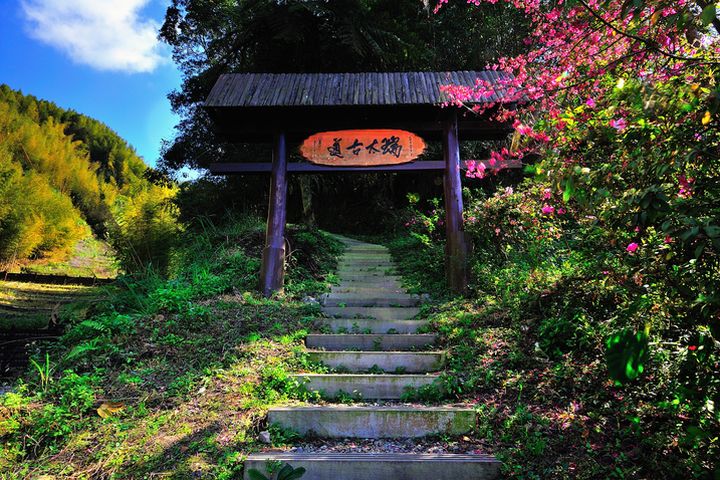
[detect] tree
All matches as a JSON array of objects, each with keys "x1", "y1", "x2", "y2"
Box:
[
  {"x1": 0, "y1": 85, "x2": 181, "y2": 270},
  {"x1": 159, "y1": 0, "x2": 530, "y2": 171},
  {"x1": 441, "y1": 0, "x2": 719, "y2": 472}
]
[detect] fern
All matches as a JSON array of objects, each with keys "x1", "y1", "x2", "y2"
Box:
[{"x1": 64, "y1": 338, "x2": 103, "y2": 361}]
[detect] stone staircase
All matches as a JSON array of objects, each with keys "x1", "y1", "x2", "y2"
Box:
[{"x1": 246, "y1": 236, "x2": 499, "y2": 479}]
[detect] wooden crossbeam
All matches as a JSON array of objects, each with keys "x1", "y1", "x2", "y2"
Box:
[{"x1": 209, "y1": 159, "x2": 521, "y2": 175}]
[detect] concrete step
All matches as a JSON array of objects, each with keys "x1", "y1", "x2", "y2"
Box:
[
  {"x1": 331, "y1": 286, "x2": 407, "y2": 294},
  {"x1": 335, "y1": 281, "x2": 406, "y2": 290},
  {"x1": 323, "y1": 306, "x2": 420, "y2": 320},
  {"x1": 337, "y1": 273, "x2": 402, "y2": 280},
  {"x1": 322, "y1": 295, "x2": 419, "y2": 308},
  {"x1": 307, "y1": 350, "x2": 445, "y2": 373},
  {"x1": 244, "y1": 452, "x2": 500, "y2": 480},
  {"x1": 306, "y1": 333, "x2": 437, "y2": 351},
  {"x1": 341, "y1": 254, "x2": 393, "y2": 260},
  {"x1": 339, "y1": 260, "x2": 395, "y2": 267},
  {"x1": 267, "y1": 405, "x2": 475, "y2": 438},
  {"x1": 344, "y1": 249, "x2": 390, "y2": 255},
  {"x1": 339, "y1": 263, "x2": 395, "y2": 269},
  {"x1": 292, "y1": 373, "x2": 439, "y2": 399},
  {"x1": 322, "y1": 318, "x2": 429, "y2": 334},
  {"x1": 338, "y1": 269, "x2": 398, "y2": 277}
]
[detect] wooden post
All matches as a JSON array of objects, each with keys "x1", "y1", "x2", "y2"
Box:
[
  {"x1": 260, "y1": 132, "x2": 288, "y2": 297},
  {"x1": 442, "y1": 110, "x2": 469, "y2": 294}
]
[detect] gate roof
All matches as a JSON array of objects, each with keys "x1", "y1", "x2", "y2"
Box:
[{"x1": 205, "y1": 71, "x2": 509, "y2": 108}]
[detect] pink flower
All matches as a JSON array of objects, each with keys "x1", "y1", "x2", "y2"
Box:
[
  {"x1": 610, "y1": 118, "x2": 628, "y2": 131},
  {"x1": 626, "y1": 242, "x2": 639, "y2": 253},
  {"x1": 542, "y1": 188, "x2": 552, "y2": 200},
  {"x1": 585, "y1": 98, "x2": 596, "y2": 108},
  {"x1": 678, "y1": 175, "x2": 694, "y2": 198},
  {"x1": 541, "y1": 205, "x2": 555, "y2": 215},
  {"x1": 664, "y1": 236, "x2": 673, "y2": 244},
  {"x1": 557, "y1": 208, "x2": 566, "y2": 215}
]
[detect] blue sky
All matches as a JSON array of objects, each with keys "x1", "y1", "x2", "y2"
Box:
[{"x1": 0, "y1": 0, "x2": 182, "y2": 167}]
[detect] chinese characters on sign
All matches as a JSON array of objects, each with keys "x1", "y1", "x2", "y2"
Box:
[{"x1": 300, "y1": 129, "x2": 426, "y2": 166}]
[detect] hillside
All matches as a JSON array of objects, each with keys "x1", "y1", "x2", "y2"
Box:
[{"x1": 0, "y1": 85, "x2": 178, "y2": 273}]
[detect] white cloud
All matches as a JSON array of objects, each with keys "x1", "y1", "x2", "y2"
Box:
[{"x1": 21, "y1": 0, "x2": 167, "y2": 73}]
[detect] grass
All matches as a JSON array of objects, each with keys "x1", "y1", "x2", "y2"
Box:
[
  {"x1": 5, "y1": 234, "x2": 119, "y2": 279},
  {"x1": 0, "y1": 218, "x2": 343, "y2": 478},
  {"x1": 0, "y1": 281, "x2": 101, "y2": 331},
  {"x1": 386, "y1": 216, "x2": 718, "y2": 479}
]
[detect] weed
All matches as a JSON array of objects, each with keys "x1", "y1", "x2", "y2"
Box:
[
  {"x1": 29, "y1": 353, "x2": 53, "y2": 394},
  {"x1": 248, "y1": 462, "x2": 306, "y2": 480}
]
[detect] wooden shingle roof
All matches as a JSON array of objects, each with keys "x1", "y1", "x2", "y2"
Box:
[{"x1": 205, "y1": 71, "x2": 509, "y2": 108}]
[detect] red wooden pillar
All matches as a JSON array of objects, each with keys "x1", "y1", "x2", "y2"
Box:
[
  {"x1": 260, "y1": 132, "x2": 288, "y2": 297},
  {"x1": 442, "y1": 110, "x2": 469, "y2": 294}
]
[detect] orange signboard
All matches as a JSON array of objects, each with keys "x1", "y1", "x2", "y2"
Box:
[{"x1": 300, "y1": 129, "x2": 426, "y2": 167}]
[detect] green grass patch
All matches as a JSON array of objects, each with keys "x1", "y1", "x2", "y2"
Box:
[{"x1": 0, "y1": 216, "x2": 342, "y2": 478}]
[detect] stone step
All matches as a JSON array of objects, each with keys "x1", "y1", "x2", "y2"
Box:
[
  {"x1": 339, "y1": 267, "x2": 396, "y2": 274},
  {"x1": 292, "y1": 373, "x2": 438, "y2": 399},
  {"x1": 335, "y1": 281, "x2": 406, "y2": 290},
  {"x1": 337, "y1": 273, "x2": 402, "y2": 280},
  {"x1": 322, "y1": 295, "x2": 419, "y2": 308},
  {"x1": 324, "y1": 292, "x2": 415, "y2": 299},
  {"x1": 331, "y1": 286, "x2": 407, "y2": 294},
  {"x1": 267, "y1": 405, "x2": 475, "y2": 438},
  {"x1": 323, "y1": 306, "x2": 420, "y2": 320},
  {"x1": 339, "y1": 263, "x2": 395, "y2": 269},
  {"x1": 244, "y1": 452, "x2": 500, "y2": 480},
  {"x1": 306, "y1": 333, "x2": 437, "y2": 351},
  {"x1": 307, "y1": 350, "x2": 445, "y2": 373},
  {"x1": 322, "y1": 318, "x2": 428, "y2": 334},
  {"x1": 344, "y1": 249, "x2": 390, "y2": 255},
  {"x1": 339, "y1": 260, "x2": 395, "y2": 267},
  {"x1": 338, "y1": 270, "x2": 398, "y2": 277},
  {"x1": 341, "y1": 254, "x2": 393, "y2": 260}
]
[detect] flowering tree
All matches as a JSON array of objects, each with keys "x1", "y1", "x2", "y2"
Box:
[{"x1": 440, "y1": 0, "x2": 719, "y2": 468}]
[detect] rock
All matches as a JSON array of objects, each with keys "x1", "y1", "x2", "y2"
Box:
[
  {"x1": 259, "y1": 430, "x2": 271, "y2": 444},
  {"x1": 302, "y1": 296, "x2": 320, "y2": 306}
]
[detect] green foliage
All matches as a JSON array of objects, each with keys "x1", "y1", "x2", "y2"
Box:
[
  {"x1": 0, "y1": 215, "x2": 341, "y2": 477},
  {"x1": 390, "y1": 169, "x2": 718, "y2": 476},
  {"x1": 107, "y1": 183, "x2": 182, "y2": 274},
  {"x1": 29, "y1": 353, "x2": 53, "y2": 394},
  {"x1": 248, "y1": 463, "x2": 306, "y2": 480},
  {"x1": 267, "y1": 424, "x2": 303, "y2": 447},
  {"x1": 386, "y1": 195, "x2": 447, "y2": 296},
  {"x1": 606, "y1": 329, "x2": 650, "y2": 385},
  {"x1": 0, "y1": 84, "x2": 181, "y2": 272},
  {"x1": 159, "y1": 0, "x2": 530, "y2": 172}
]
